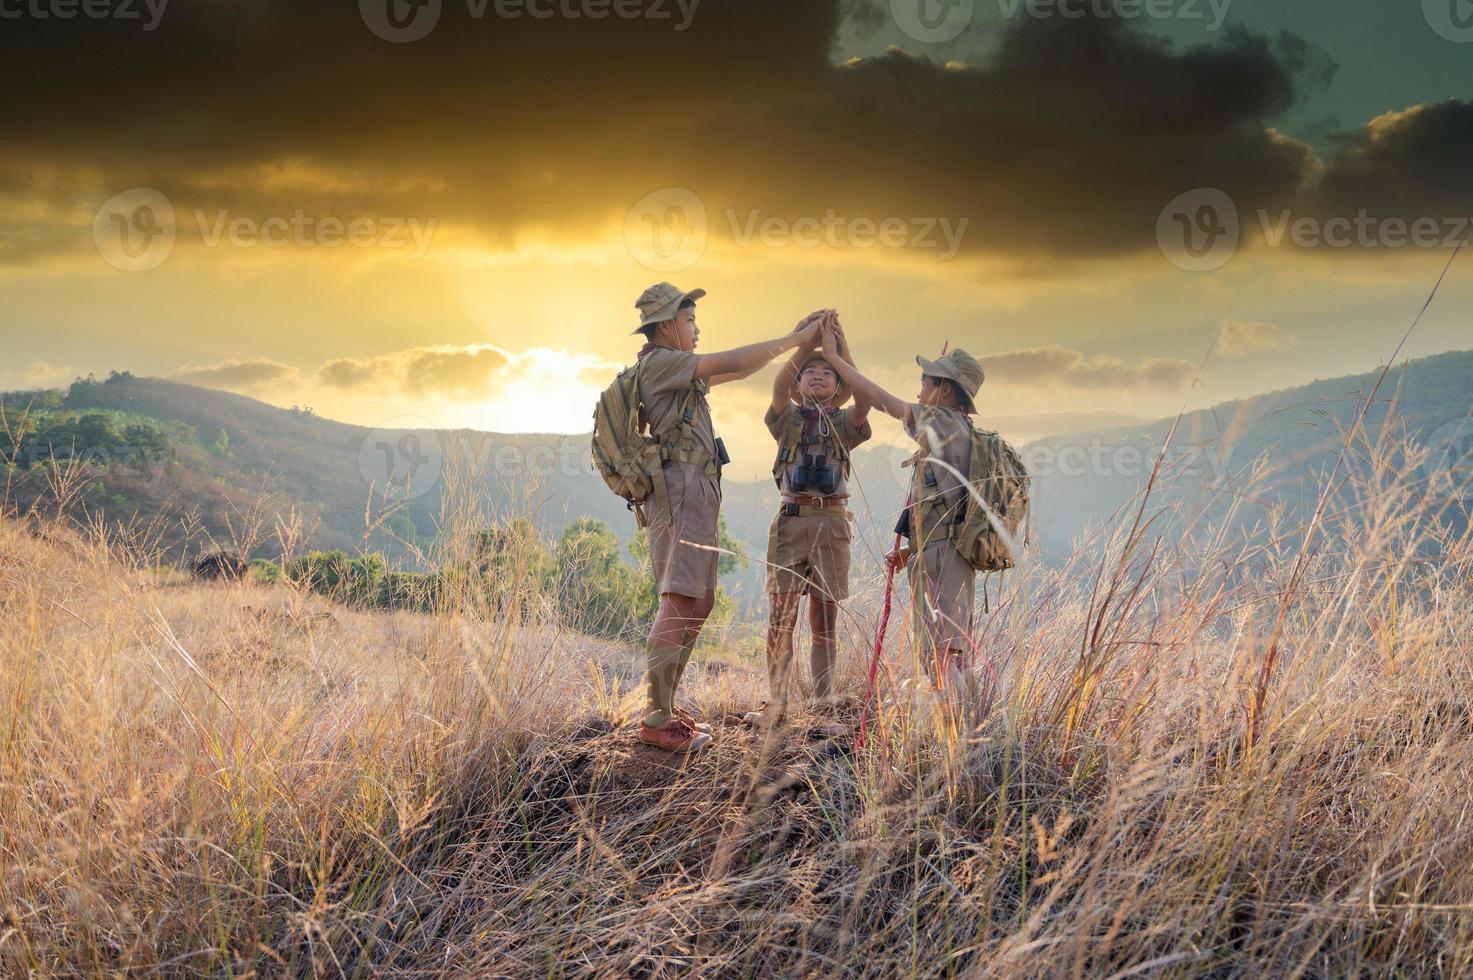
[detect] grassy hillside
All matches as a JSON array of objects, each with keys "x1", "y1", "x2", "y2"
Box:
[
  {"x1": 3, "y1": 427, "x2": 1472, "y2": 974},
  {"x1": 4, "y1": 351, "x2": 1470, "y2": 610}
]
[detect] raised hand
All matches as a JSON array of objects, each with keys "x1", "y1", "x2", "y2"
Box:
[
  {"x1": 886, "y1": 546, "x2": 912, "y2": 572},
  {"x1": 796, "y1": 314, "x2": 825, "y2": 346},
  {"x1": 795, "y1": 308, "x2": 827, "y2": 333},
  {"x1": 818, "y1": 317, "x2": 838, "y2": 354}
]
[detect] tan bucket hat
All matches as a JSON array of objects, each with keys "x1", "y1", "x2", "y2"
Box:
[
  {"x1": 790, "y1": 354, "x2": 853, "y2": 408},
  {"x1": 634, "y1": 281, "x2": 706, "y2": 332},
  {"x1": 916, "y1": 348, "x2": 984, "y2": 414}
]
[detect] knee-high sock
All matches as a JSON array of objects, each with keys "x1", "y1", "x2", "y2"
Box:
[
  {"x1": 767, "y1": 632, "x2": 796, "y2": 717},
  {"x1": 642, "y1": 641, "x2": 684, "y2": 728},
  {"x1": 673, "y1": 634, "x2": 697, "y2": 695},
  {"x1": 810, "y1": 639, "x2": 836, "y2": 703}
]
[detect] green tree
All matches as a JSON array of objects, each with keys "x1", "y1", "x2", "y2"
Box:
[
  {"x1": 471, "y1": 518, "x2": 551, "y2": 620},
  {"x1": 555, "y1": 518, "x2": 642, "y2": 639},
  {"x1": 286, "y1": 551, "x2": 387, "y2": 606}
]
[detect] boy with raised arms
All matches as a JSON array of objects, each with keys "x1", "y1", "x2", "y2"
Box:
[{"x1": 631, "y1": 282, "x2": 825, "y2": 753}]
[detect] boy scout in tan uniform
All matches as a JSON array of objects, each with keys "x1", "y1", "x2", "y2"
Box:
[
  {"x1": 630, "y1": 282, "x2": 826, "y2": 753},
  {"x1": 744, "y1": 316, "x2": 872, "y2": 729},
  {"x1": 814, "y1": 320, "x2": 988, "y2": 696}
]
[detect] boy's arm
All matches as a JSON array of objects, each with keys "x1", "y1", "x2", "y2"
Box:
[
  {"x1": 819, "y1": 322, "x2": 908, "y2": 422},
  {"x1": 706, "y1": 363, "x2": 764, "y2": 387},
  {"x1": 769, "y1": 329, "x2": 821, "y2": 413},
  {"x1": 701, "y1": 311, "x2": 825, "y2": 385},
  {"x1": 830, "y1": 315, "x2": 872, "y2": 429}
]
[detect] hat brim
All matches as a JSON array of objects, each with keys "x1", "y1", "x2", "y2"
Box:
[
  {"x1": 916, "y1": 355, "x2": 978, "y2": 414},
  {"x1": 633, "y1": 287, "x2": 707, "y2": 332}
]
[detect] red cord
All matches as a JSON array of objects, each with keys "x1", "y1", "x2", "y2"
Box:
[
  {"x1": 854, "y1": 527, "x2": 903, "y2": 752},
  {"x1": 855, "y1": 342, "x2": 947, "y2": 754}
]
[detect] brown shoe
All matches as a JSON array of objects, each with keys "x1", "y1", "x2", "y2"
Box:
[
  {"x1": 673, "y1": 706, "x2": 712, "y2": 734},
  {"x1": 639, "y1": 716, "x2": 713, "y2": 753}
]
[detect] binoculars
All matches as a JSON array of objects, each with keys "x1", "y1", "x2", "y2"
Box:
[{"x1": 788, "y1": 452, "x2": 839, "y2": 496}]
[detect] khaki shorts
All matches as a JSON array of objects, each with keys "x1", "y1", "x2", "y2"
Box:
[
  {"x1": 909, "y1": 540, "x2": 975, "y2": 653},
  {"x1": 765, "y1": 510, "x2": 853, "y2": 601},
  {"x1": 648, "y1": 462, "x2": 721, "y2": 600}
]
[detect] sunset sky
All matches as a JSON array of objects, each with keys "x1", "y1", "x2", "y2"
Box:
[{"x1": 3, "y1": 0, "x2": 1471, "y2": 478}]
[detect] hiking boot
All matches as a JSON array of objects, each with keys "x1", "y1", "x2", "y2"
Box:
[
  {"x1": 639, "y1": 716, "x2": 712, "y2": 753},
  {"x1": 673, "y1": 706, "x2": 712, "y2": 734}
]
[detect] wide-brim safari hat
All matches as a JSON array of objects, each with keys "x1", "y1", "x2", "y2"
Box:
[
  {"x1": 789, "y1": 353, "x2": 854, "y2": 408},
  {"x1": 634, "y1": 281, "x2": 706, "y2": 332},
  {"x1": 916, "y1": 348, "x2": 984, "y2": 414}
]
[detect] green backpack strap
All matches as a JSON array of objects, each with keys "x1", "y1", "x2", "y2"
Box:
[
  {"x1": 771, "y1": 408, "x2": 805, "y2": 488},
  {"x1": 661, "y1": 380, "x2": 719, "y2": 476}
]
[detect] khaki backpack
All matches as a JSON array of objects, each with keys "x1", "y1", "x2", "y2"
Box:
[
  {"x1": 591, "y1": 362, "x2": 710, "y2": 528},
  {"x1": 915, "y1": 426, "x2": 1030, "y2": 571}
]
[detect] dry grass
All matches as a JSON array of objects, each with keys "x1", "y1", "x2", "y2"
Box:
[{"x1": 2, "y1": 447, "x2": 1472, "y2": 977}]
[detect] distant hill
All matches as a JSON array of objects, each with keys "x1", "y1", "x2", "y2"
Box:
[{"x1": 4, "y1": 351, "x2": 1470, "y2": 607}]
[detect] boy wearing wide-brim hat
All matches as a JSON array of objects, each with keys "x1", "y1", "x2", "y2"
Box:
[
  {"x1": 743, "y1": 312, "x2": 873, "y2": 732},
  {"x1": 629, "y1": 281, "x2": 826, "y2": 754},
  {"x1": 813, "y1": 320, "x2": 987, "y2": 698}
]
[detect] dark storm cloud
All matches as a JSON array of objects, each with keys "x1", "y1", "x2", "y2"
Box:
[
  {"x1": 1313, "y1": 101, "x2": 1473, "y2": 217},
  {"x1": 0, "y1": 0, "x2": 1464, "y2": 263}
]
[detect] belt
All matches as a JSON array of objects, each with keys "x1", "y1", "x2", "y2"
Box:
[
  {"x1": 780, "y1": 494, "x2": 848, "y2": 508},
  {"x1": 779, "y1": 502, "x2": 851, "y2": 519}
]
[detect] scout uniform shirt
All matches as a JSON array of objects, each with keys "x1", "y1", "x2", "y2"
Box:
[
  {"x1": 904, "y1": 403, "x2": 977, "y2": 652},
  {"x1": 637, "y1": 345, "x2": 721, "y2": 600},
  {"x1": 762, "y1": 403, "x2": 872, "y2": 602}
]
